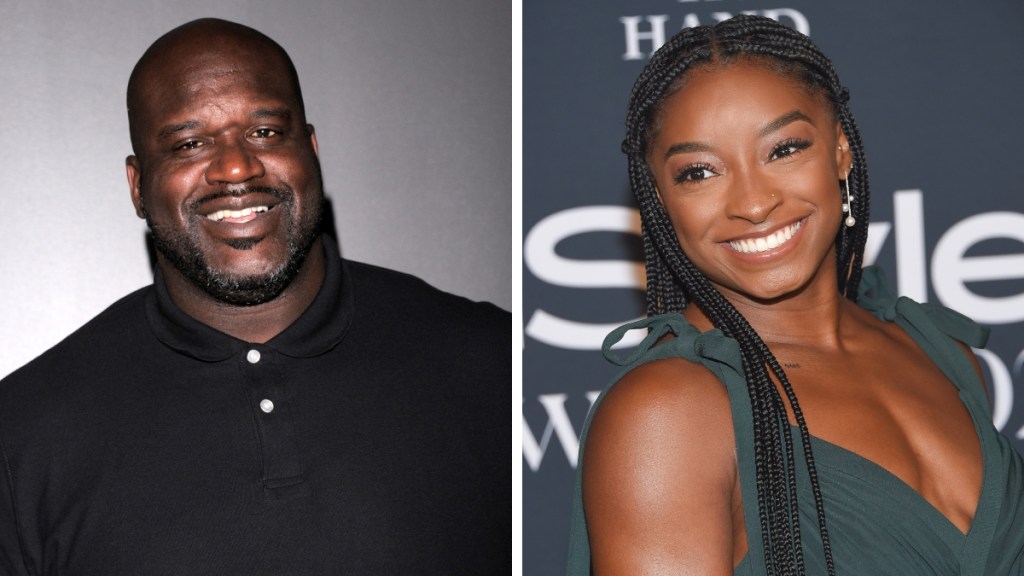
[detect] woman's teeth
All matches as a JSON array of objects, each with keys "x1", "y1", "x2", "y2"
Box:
[{"x1": 729, "y1": 221, "x2": 802, "y2": 254}]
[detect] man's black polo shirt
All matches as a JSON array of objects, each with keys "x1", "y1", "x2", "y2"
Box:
[{"x1": 0, "y1": 238, "x2": 510, "y2": 575}]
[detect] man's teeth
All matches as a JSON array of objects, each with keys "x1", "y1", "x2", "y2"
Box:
[
  {"x1": 206, "y1": 206, "x2": 269, "y2": 222},
  {"x1": 729, "y1": 221, "x2": 802, "y2": 254}
]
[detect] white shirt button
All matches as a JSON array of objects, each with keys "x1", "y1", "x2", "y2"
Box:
[
  {"x1": 246, "y1": 349, "x2": 261, "y2": 364},
  {"x1": 260, "y1": 399, "x2": 274, "y2": 413}
]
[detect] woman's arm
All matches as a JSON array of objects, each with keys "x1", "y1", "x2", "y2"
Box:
[{"x1": 583, "y1": 358, "x2": 743, "y2": 575}]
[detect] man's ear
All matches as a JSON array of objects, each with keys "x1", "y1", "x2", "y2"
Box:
[
  {"x1": 126, "y1": 155, "x2": 145, "y2": 219},
  {"x1": 307, "y1": 124, "x2": 319, "y2": 157}
]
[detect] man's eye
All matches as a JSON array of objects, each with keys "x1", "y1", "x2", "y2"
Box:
[
  {"x1": 251, "y1": 128, "x2": 279, "y2": 138},
  {"x1": 177, "y1": 140, "x2": 203, "y2": 151}
]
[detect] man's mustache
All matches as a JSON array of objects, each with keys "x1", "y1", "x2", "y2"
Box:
[{"x1": 190, "y1": 186, "x2": 290, "y2": 211}]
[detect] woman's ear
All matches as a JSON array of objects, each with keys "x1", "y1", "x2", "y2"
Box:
[{"x1": 835, "y1": 124, "x2": 852, "y2": 176}]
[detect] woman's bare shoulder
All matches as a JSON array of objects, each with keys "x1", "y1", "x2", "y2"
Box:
[{"x1": 592, "y1": 355, "x2": 733, "y2": 438}]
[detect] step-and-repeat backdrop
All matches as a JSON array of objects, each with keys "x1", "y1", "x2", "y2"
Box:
[{"x1": 524, "y1": 1, "x2": 1024, "y2": 573}]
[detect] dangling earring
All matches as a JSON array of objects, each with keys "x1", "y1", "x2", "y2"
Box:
[{"x1": 841, "y1": 171, "x2": 856, "y2": 228}]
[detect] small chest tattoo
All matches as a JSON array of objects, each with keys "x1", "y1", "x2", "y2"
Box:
[{"x1": 783, "y1": 362, "x2": 801, "y2": 369}]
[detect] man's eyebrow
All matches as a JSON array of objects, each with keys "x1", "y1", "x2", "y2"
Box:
[
  {"x1": 155, "y1": 109, "x2": 292, "y2": 140},
  {"x1": 251, "y1": 108, "x2": 292, "y2": 121},
  {"x1": 758, "y1": 110, "x2": 814, "y2": 138},
  {"x1": 157, "y1": 120, "x2": 201, "y2": 140}
]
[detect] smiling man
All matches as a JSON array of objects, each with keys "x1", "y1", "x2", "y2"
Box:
[{"x1": 0, "y1": 18, "x2": 509, "y2": 574}]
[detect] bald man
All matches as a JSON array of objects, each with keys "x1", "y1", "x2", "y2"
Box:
[{"x1": 0, "y1": 19, "x2": 509, "y2": 574}]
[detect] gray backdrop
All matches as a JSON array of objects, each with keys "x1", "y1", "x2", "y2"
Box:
[
  {"x1": 524, "y1": 1, "x2": 1024, "y2": 573},
  {"x1": 0, "y1": 0, "x2": 511, "y2": 380}
]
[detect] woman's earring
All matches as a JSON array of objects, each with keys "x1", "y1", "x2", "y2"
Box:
[{"x1": 842, "y1": 171, "x2": 856, "y2": 228}]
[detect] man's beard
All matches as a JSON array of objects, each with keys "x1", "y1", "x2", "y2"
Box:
[{"x1": 146, "y1": 187, "x2": 324, "y2": 307}]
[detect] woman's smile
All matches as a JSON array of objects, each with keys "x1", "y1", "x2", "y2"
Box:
[{"x1": 727, "y1": 218, "x2": 804, "y2": 255}]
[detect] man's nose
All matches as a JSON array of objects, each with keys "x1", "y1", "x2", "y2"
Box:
[{"x1": 205, "y1": 141, "x2": 265, "y2": 184}]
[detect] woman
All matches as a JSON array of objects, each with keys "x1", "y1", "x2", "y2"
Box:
[{"x1": 566, "y1": 15, "x2": 1024, "y2": 576}]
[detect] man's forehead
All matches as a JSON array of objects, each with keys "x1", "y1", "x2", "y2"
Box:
[
  {"x1": 145, "y1": 38, "x2": 284, "y2": 81},
  {"x1": 137, "y1": 49, "x2": 295, "y2": 104}
]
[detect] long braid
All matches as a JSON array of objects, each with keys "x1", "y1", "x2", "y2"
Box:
[{"x1": 623, "y1": 15, "x2": 871, "y2": 575}]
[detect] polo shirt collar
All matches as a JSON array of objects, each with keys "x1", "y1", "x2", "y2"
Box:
[{"x1": 144, "y1": 235, "x2": 354, "y2": 362}]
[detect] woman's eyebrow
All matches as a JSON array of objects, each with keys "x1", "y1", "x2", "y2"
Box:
[{"x1": 758, "y1": 109, "x2": 814, "y2": 138}]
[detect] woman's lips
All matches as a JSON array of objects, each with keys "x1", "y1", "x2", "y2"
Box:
[{"x1": 727, "y1": 219, "x2": 803, "y2": 254}]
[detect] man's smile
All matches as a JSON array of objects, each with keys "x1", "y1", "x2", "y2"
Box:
[{"x1": 205, "y1": 205, "x2": 271, "y2": 223}]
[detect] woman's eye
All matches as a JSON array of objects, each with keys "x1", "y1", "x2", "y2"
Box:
[
  {"x1": 769, "y1": 139, "x2": 810, "y2": 160},
  {"x1": 673, "y1": 165, "x2": 716, "y2": 185}
]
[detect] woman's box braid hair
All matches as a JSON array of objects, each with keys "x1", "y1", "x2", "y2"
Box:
[{"x1": 621, "y1": 14, "x2": 870, "y2": 576}]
